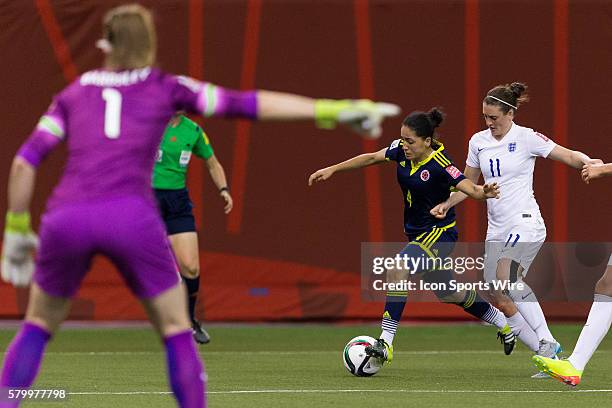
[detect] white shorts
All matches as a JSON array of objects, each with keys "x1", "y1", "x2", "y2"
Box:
[{"x1": 484, "y1": 213, "x2": 547, "y2": 283}]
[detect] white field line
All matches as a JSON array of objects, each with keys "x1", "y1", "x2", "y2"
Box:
[
  {"x1": 12, "y1": 350, "x2": 610, "y2": 356},
  {"x1": 68, "y1": 389, "x2": 612, "y2": 396}
]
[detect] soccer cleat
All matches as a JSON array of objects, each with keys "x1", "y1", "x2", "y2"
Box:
[
  {"x1": 365, "y1": 338, "x2": 393, "y2": 363},
  {"x1": 191, "y1": 320, "x2": 211, "y2": 344},
  {"x1": 497, "y1": 325, "x2": 516, "y2": 355},
  {"x1": 531, "y1": 340, "x2": 563, "y2": 378},
  {"x1": 537, "y1": 339, "x2": 563, "y2": 358},
  {"x1": 532, "y1": 356, "x2": 583, "y2": 386}
]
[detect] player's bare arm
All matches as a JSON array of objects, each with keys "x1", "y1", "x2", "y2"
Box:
[
  {"x1": 454, "y1": 179, "x2": 499, "y2": 201},
  {"x1": 7, "y1": 157, "x2": 36, "y2": 213},
  {"x1": 308, "y1": 148, "x2": 387, "y2": 185},
  {"x1": 2, "y1": 155, "x2": 39, "y2": 287},
  {"x1": 547, "y1": 145, "x2": 602, "y2": 169},
  {"x1": 205, "y1": 154, "x2": 233, "y2": 214},
  {"x1": 582, "y1": 162, "x2": 612, "y2": 183}
]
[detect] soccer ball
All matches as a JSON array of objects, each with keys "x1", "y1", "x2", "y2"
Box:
[{"x1": 342, "y1": 335, "x2": 383, "y2": 377}]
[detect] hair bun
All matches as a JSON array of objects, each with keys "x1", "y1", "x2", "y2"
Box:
[
  {"x1": 509, "y1": 82, "x2": 527, "y2": 98},
  {"x1": 427, "y1": 107, "x2": 445, "y2": 129}
]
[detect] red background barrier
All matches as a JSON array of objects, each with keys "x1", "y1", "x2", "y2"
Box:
[{"x1": 0, "y1": 0, "x2": 610, "y2": 321}]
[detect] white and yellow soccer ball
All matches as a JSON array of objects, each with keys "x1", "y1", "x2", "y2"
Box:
[{"x1": 342, "y1": 335, "x2": 383, "y2": 377}]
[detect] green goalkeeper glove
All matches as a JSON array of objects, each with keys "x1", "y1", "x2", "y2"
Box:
[
  {"x1": 1, "y1": 212, "x2": 38, "y2": 287},
  {"x1": 314, "y1": 99, "x2": 400, "y2": 138}
]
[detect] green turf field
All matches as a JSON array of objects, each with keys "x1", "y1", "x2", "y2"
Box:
[{"x1": 1, "y1": 323, "x2": 611, "y2": 407}]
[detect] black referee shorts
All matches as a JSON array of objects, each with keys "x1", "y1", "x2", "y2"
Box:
[{"x1": 154, "y1": 188, "x2": 196, "y2": 235}]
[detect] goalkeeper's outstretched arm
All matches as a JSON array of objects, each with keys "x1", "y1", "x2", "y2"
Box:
[
  {"x1": 260, "y1": 91, "x2": 399, "y2": 138},
  {"x1": 198, "y1": 84, "x2": 400, "y2": 139}
]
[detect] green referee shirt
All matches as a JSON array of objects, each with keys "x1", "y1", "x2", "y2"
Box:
[{"x1": 152, "y1": 115, "x2": 214, "y2": 189}]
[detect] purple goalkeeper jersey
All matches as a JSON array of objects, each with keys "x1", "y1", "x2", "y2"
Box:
[{"x1": 18, "y1": 68, "x2": 215, "y2": 209}]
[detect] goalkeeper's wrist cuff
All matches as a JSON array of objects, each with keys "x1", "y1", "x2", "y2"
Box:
[
  {"x1": 314, "y1": 99, "x2": 352, "y2": 129},
  {"x1": 5, "y1": 212, "x2": 31, "y2": 234}
]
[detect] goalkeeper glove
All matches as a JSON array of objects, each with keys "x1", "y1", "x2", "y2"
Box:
[
  {"x1": 314, "y1": 99, "x2": 400, "y2": 138},
  {"x1": 1, "y1": 211, "x2": 38, "y2": 287}
]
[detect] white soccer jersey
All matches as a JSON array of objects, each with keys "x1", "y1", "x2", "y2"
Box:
[{"x1": 466, "y1": 122, "x2": 556, "y2": 239}]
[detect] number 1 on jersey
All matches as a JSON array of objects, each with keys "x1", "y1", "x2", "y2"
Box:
[
  {"x1": 489, "y1": 158, "x2": 501, "y2": 177},
  {"x1": 102, "y1": 88, "x2": 122, "y2": 139}
]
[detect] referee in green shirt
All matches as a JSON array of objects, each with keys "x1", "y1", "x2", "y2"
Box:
[{"x1": 153, "y1": 114, "x2": 232, "y2": 344}]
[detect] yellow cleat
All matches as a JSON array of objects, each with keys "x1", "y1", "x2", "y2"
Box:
[
  {"x1": 532, "y1": 355, "x2": 583, "y2": 386},
  {"x1": 365, "y1": 338, "x2": 394, "y2": 364}
]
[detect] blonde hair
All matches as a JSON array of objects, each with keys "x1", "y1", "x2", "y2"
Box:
[{"x1": 102, "y1": 4, "x2": 157, "y2": 69}]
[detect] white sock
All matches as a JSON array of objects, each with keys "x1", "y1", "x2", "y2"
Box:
[
  {"x1": 483, "y1": 305, "x2": 508, "y2": 329},
  {"x1": 380, "y1": 330, "x2": 395, "y2": 345},
  {"x1": 380, "y1": 314, "x2": 399, "y2": 345},
  {"x1": 568, "y1": 294, "x2": 612, "y2": 371},
  {"x1": 508, "y1": 282, "x2": 556, "y2": 342},
  {"x1": 507, "y1": 311, "x2": 539, "y2": 352}
]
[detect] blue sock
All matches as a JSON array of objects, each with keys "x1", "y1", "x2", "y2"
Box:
[{"x1": 380, "y1": 290, "x2": 407, "y2": 344}]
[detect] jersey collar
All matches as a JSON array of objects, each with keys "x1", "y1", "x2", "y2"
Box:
[
  {"x1": 409, "y1": 143, "x2": 445, "y2": 176},
  {"x1": 487, "y1": 121, "x2": 516, "y2": 143}
]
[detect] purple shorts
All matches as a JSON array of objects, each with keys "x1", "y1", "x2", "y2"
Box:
[{"x1": 34, "y1": 195, "x2": 181, "y2": 299}]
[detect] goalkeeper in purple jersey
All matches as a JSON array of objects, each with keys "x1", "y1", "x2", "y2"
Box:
[{"x1": 0, "y1": 4, "x2": 399, "y2": 408}]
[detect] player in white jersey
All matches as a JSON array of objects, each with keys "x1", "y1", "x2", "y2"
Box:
[
  {"x1": 430, "y1": 82, "x2": 601, "y2": 378},
  {"x1": 533, "y1": 162, "x2": 612, "y2": 386}
]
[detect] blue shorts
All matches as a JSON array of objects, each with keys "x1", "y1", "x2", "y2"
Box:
[
  {"x1": 154, "y1": 188, "x2": 196, "y2": 235},
  {"x1": 402, "y1": 224, "x2": 458, "y2": 274}
]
